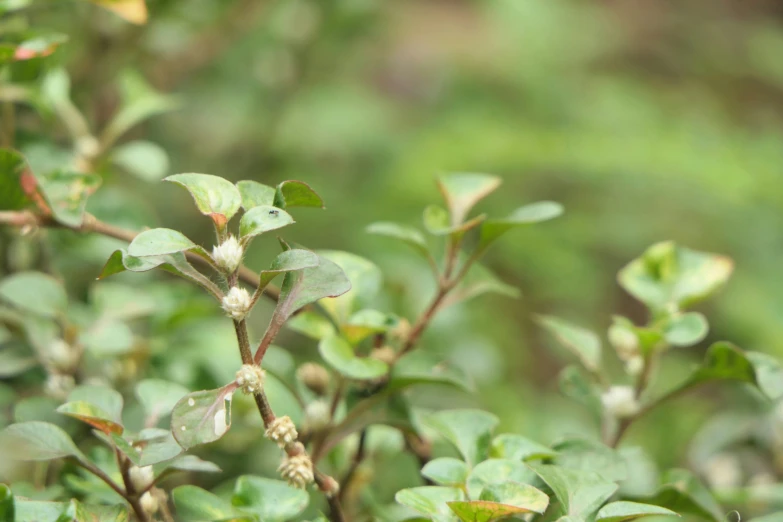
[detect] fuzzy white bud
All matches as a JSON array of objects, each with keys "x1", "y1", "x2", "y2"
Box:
[
  {"x1": 44, "y1": 373, "x2": 75, "y2": 400},
  {"x1": 129, "y1": 465, "x2": 154, "y2": 491},
  {"x1": 139, "y1": 492, "x2": 159, "y2": 515},
  {"x1": 46, "y1": 339, "x2": 79, "y2": 372},
  {"x1": 265, "y1": 416, "x2": 298, "y2": 448},
  {"x1": 236, "y1": 364, "x2": 266, "y2": 394},
  {"x1": 608, "y1": 324, "x2": 639, "y2": 361},
  {"x1": 703, "y1": 453, "x2": 742, "y2": 489},
  {"x1": 212, "y1": 236, "x2": 244, "y2": 273},
  {"x1": 304, "y1": 399, "x2": 331, "y2": 432},
  {"x1": 601, "y1": 385, "x2": 640, "y2": 419},
  {"x1": 278, "y1": 454, "x2": 314, "y2": 489},
  {"x1": 222, "y1": 286, "x2": 252, "y2": 321},
  {"x1": 296, "y1": 362, "x2": 330, "y2": 396},
  {"x1": 625, "y1": 355, "x2": 644, "y2": 377}
]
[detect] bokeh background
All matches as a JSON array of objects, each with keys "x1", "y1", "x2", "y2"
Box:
[{"x1": 7, "y1": 0, "x2": 783, "y2": 517}]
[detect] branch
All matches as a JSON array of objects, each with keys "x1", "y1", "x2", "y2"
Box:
[{"x1": 0, "y1": 210, "x2": 280, "y2": 299}]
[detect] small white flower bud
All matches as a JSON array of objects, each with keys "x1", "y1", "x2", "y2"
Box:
[
  {"x1": 296, "y1": 362, "x2": 330, "y2": 396},
  {"x1": 76, "y1": 135, "x2": 100, "y2": 159},
  {"x1": 44, "y1": 373, "x2": 75, "y2": 400},
  {"x1": 266, "y1": 416, "x2": 298, "y2": 448},
  {"x1": 703, "y1": 453, "x2": 742, "y2": 489},
  {"x1": 212, "y1": 235, "x2": 243, "y2": 273},
  {"x1": 222, "y1": 286, "x2": 252, "y2": 321},
  {"x1": 139, "y1": 492, "x2": 159, "y2": 515},
  {"x1": 46, "y1": 339, "x2": 79, "y2": 372},
  {"x1": 129, "y1": 465, "x2": 154, "y2": 491},
  {"x1": 304, "y1": 399, "x2": 331, "y2": 432},
  {"x1": 370, "y1": 346, "x2": 396, "y2": 366},
  {"x1": 625, "y1": 355, "x2": 644, "y2": 377},
  {"x1": 236, "y1": 364, "x2": 265, "y2": 394},
  {"x1": 608, "y1": 324, "x2": 639, "y2": 361},
  {"x1": 601, "y1": 385, "x2": 640, "y2": 419},
  {"x1": 278, "y1": 454, "x2": 314, "y2": 488}
]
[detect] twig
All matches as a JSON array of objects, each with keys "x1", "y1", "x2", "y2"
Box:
[
  {"x1": 73, "y1": 456, "x2": 149, "y2": 522},
  {"x1": 338, "y1": 429, "x2": 367, "y2": 503}
]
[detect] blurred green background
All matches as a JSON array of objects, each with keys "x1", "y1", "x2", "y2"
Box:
[{"x1": 8, "y1": 0, "x2": 783, "y2": 515}]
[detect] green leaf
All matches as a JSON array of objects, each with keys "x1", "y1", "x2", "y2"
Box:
[
  {"x1": 159, "y1": 454, "x2": 221, "y2": 474},
  {"x1": 423, "y1": 205, "x2": 485, "y2": 236},
  {"x1": 366, "y1": 222, "x2": 430, "y2": 258},
  {"x1": 342, "y1": 309, "x2": 397, "y2": 345},
  {"x1": 127, "y1": 228, "x2": 197, "y2": 257},
  {"x1": 274, "y1": 180, "x2": 324, "y2": 208},
  {"x1": 491, "y1": 434, "x2": 557, "y2": 461},
  {"x1": 596, "y1": 501, "x2": 679, "y2": 522},
  {"x1": 478, "y1": 482, "x2": 549, "y2": 513},
  {"x1": 257, "y1": 249, "x2": 320, "y2": 290},
  {"x1": 0, "y1": 484, "x2": 13, "y2": 522},
  {"x1": 286, "y1": 311, "x2": 336, "y2": 340},
  {"x1": 136, "y1": 379, "x2": 190, "y2": 424},
  {"x1": 395, "y1": 487, "x2": 465, "y2": 522},
  {"x1": 0, "y1": 271, "x2": 66, "y2": 318},
  {"x1": 14, "y1": 499, "x2": 67, "y2": 522},
  {"x1": 79, "y1": 319, "x2": 134, "y2": 356},
  {"x1": 437, "y1": 172, "x2": 501, "y2": 225},
  {"x1": 0, "y1": 421, "x2": 84, "y2": 461},
  {"x1": 427, "y1": 409, "x2": 499, "y2": 467},
  {"x1": 231, "y1": 475, "x2": 309, "y2": 521},
  {"x1": 274, "y1": 253, "x2": 351, "y2": 321},
  {"x1": 35, "y1": 171, "x2": 102, "y2": 227},
  {"x1": 618, "y1": 242, "x2": 733, "y2": 313},
  {"x1": 164, "y1": 173, "x2": 242, "y2": 227},
  {"x1": 239, "y1": 205, "x2": 295, "y2": 240},
  {"x1": 421, "y1": 458, "x2": 470, "y2": 487},
  {"x1": 236, "y1": 180, "x2": 275, "y2": 209},
  {"x1": 56, "y1": 401, "x2": 123, "y2": 435},
  {"x1": 319, "y1": 334, "x2": 388, "y2": 380},
  {"x1": 86, "y1": 0, "x2": 148, "y2": 24},
  {"x1": 389, "y1": 351, "x2": 473, "y2": 392},
  {"x1": 528, "y1": 464, "x2": 618, "y2": 521},
  {"x1": 643, "y1": 469, "x2": 723, "y2": 522},
  {"x1": 478, "y1": 201, "x2": 564, "y2": 250},
  {"x1": 0, "y1": 148, "x2": 35, "y2": 211},
  {"x1": 537, "y1": 315, "x2": 601, "y2": 372},
  {"x1": 173, "y1": 485, "x2": 249, "y2": 522},
  {"x1": 137, "y1": 429, "x2": 183, "y2": 467},
  {"x1": 559, "y1": 366, "x2": 603, "y2": 418},
  {"x1": 448, "y1": 500, "x2": 539, "y2": 522},
  {"x1": 317, "y1": 251, "x2": 381, "y2": 324},
  {"x1": 171, "y1": 385, "x2": 235, "y2": 451},
  {"x1": 466, "y1": 459, "x2": 538, "y2": 499},
  {"x1": 551, "y1": 438, "x2": 626, "y2": 482},
  {"x1": 103, "y1": 70, "x2": 175, "y2": 143},
  {"x1": 665, "y1": 342, "x2": 756, "y2": 400},
  {"x1": 0, "y1": 345, "x2": 37, "y2": 377},
  {"x1": 443, "y1": 263, "x2": 520, "y2": 307},
  {"x1": 661, "y1": 312, "x2": 708, "y2": 347},
  {"x1": 112, "y1": 141, "x2": 169, "y2": 182},
  {"x1": 746, "y1": 351, "x2": 783, "y2": 401},
  {"x1": 67, "y1": 385, "x2": 124, "y2": 423}
]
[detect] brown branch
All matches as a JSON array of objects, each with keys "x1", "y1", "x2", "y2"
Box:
[{"x1": 338, "y1": 429, "x2": 367, "y2": 503}]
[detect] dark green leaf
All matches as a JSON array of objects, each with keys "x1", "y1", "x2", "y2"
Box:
[
  {"x1": 236, "y1": 180, "x2": 276, "y2": 209},
  {"x1": 239, "y1": 205, "x2": 294, "y2": 240},
  {"x1": 317, "y1": 251, "x2": 381, "y2": 324},
  {"x1": 421, "y1": 458, "x2": 469, "y2": 487},
  {"x1": 0, "y1": 421, "x2": 84, "y2": 461},
  {"x1": 171, "y1": 386, "x2": 235, "y2": 451},
  {"x1": 596, "y1": 501, "x2": 679, "y2": 522},
  {"x1": 0, "y1": 484, "x2": 13, "y2": 522},
  {"x1": 537, "y1": 315, "x2": 601, "y2": 372},
  {"x1": 427, "y1": 410, "x2": 498, "y2": 466},
  {"x1": 231, "y1": 475, "x2": 309, "y2": 521},
  {"x1": 257, "y1": 249, "x2": 320, "y2": 290},
  {"x1": 319, "y1": 334, "x2": 388, "y2": 380},
  {"x1": 0, "y1": 272, "x2": 66, "y2": 318},
  {"x1": 274, "y1": 180, "x2": 324, "y2": 208}
]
